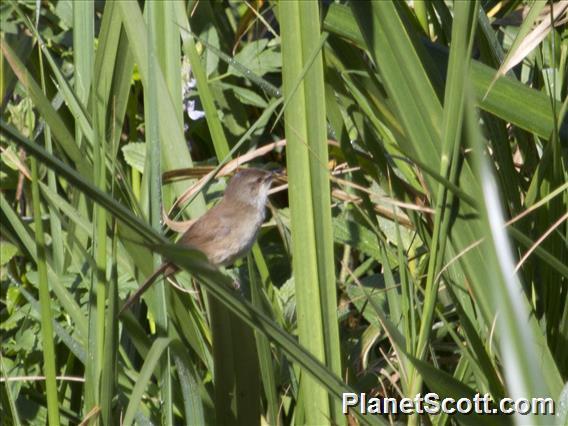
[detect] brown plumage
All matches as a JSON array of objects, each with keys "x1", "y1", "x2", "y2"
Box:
[{"x1": 120, "y1": 168, "x2": 273, "y2": 314}]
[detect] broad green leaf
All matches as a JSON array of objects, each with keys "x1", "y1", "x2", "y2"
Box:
[
  {"x1": 122, "y1": 142, "x2": 146, "y2": 174},
  {"x1": 230, "y1": 39, "x2": 281, "y2": 77},
  {"x1": 0, "y1": 240, "x2": 18, "y2": 266}
]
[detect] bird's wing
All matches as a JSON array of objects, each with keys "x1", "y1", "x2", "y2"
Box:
[{"x1": 179, "y1": 204, "x2": 233, "y2": 251}]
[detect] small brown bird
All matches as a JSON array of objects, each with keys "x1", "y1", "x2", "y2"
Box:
[{"x1": 120, "y1": 168, "x2": 274, "y2": 314}]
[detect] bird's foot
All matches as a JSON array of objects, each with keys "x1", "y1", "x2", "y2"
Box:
[{"x1": 231, "y1": 279, "x2": 241, "y2": 290}]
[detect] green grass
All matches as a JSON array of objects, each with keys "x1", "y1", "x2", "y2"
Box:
[{"x1": 1, "y1": 1, "x2": 566, "y2": 425}]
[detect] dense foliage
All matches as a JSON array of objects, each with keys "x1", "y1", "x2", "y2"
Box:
[{"x1": 1, "y1": 1, "x2": 567, "y2": 425}]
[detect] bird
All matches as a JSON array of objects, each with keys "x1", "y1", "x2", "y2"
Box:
[{"x1": 120, "y1": 168, "x2": 274, "y2": 314}]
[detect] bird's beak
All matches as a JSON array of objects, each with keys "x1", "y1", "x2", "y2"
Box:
[
  {"x1": 268, "y1": 168, "x2": 285, "y2": 182},
  {"x1": 265, "y1": 171, "x2": 275, "y2": 183}
]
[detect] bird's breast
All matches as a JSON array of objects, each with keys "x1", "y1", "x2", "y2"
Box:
[{"x1": 211, "y1": 209, "x2": 265, "y2": 266}]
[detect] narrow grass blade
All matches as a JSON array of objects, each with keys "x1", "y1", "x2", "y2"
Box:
[
  {"x1": 36, "y1": 45, "x2": 64, "y2": 273},
  {"x1": 249, "y1": 253, "x2": 279, "y2": 425},
  {"x1": 145, "y1": 4, "x2": 173, "y2": 424},
  {"x1": 100, "y1": 224, "x2": 119, "y2": 425},
  {"x1": 484, "y1": 1, "x2": 566, "y2": 98},
  {"x1": 122, "y1": 337, "x2": 172, "y2": 426},
  {"x1": 0, "y1": 191, "x2": 88, "y2": 338},
  {"x1": 31, "y1": 153, "x2": 60, "y2": 425},
  {"x1": 117, "y1": 1, "x2": 205, "y2": 214},
  {"x1": 324, "y1": 3, "x2": 565, "y2": 140},
  {"x1": 0, "y1": 354, "x2": 22, "y2": 426},
  {"x1": 280, "y1": 1, "x2": 342, "y2": 423},
  {"x1": 1, "y1": 38, "x2": 90, "y2": 175},
  {"x1": 171, "y1": 343, "x2": 206, "y2": 426},
  {"x1": 1, "y1": 121, "x2": 385, "y2": 426},
  {"x1": 174, "y1": 3, "x2": 231, "y2": 160},
  {"x1": 411, "y1": 0, "x2": 478, "y2": 404},
  {"x1": 467, "y1": 94, "x2": 561, "y2": 422}
]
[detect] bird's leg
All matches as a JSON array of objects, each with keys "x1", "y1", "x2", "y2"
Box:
[
  {"x1": 220, "y1": 266, "x2": 242, "y2": 291},
  {"x1": 231, "y1": 277, "x2": 241, "y2": 291}
]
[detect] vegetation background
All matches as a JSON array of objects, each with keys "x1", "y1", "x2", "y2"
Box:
[{"x1": 1, "y1": 0, "x2": 567, "y2": 425}]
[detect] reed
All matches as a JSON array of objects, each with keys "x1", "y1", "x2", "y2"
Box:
[{"x1": 1, "y1": 1, "x2": 565, "y2": 425}]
